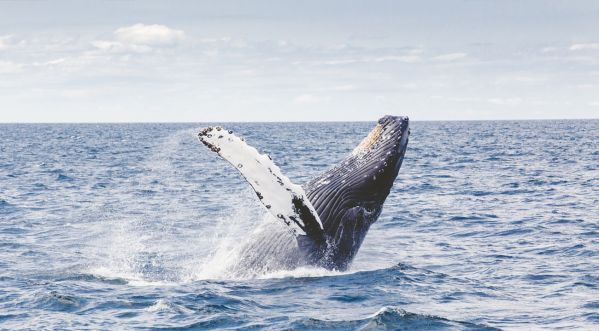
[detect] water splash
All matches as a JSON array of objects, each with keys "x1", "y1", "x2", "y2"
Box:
[{"x1": 84, "y1": 128, "x2": 327, "y2": 284}]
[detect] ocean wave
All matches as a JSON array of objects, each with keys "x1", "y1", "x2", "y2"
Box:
[{"x1": 289, "y1": 306, "x2": 499, "y2": 330}]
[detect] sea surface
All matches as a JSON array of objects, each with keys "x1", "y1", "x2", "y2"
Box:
[{"x1": 0, "y1": 120, "x2": 598, "y2": 330}]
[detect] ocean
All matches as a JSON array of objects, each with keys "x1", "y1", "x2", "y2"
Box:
[{"x1": 0, "y1": 120, "x2": 597, "y2": 330}]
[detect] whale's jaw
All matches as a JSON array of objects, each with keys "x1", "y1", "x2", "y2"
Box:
[{"x1": 305, "y1": 116, "x2": 410, "y2": 270}]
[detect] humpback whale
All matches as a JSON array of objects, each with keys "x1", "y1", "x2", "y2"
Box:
[{"x1": 198, "y1": 115, "x2": 409, "y2": 272}]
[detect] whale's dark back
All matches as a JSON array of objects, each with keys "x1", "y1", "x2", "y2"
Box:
[{"x1": 304, "y1": 116, "x2": 410, "y2": 270}]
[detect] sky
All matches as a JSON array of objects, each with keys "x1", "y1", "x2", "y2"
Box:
[{"x1": 1, "y1": 0, "x2": 599, "y2": 122}]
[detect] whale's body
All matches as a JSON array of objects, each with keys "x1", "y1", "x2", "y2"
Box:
[{"x1": 199, "y1": 115, "x2": 409, "y2": 273}]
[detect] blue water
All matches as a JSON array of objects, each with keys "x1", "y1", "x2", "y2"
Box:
[{"x1": 0, "y1": 120, "x2": 597, "y2": 330}]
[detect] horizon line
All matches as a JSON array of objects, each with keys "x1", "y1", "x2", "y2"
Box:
[{"x1": 1, "y1": 117, "x2": 598, "y2": 125}]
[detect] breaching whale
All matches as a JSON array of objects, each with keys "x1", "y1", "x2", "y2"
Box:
[{"x1": 198, "y1": 115, "x2": 409, "y2": 272}]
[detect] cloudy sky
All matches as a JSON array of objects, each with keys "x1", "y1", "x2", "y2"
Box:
[{"x1": 1, "y1": 0, "x2": 599, "y2": 122}]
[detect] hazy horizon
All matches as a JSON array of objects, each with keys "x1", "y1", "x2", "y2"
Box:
[
  {"x1": 3, "y1": 117, "x2": 599, "y2": 125},
  {"x1": 1, "y1": 0, "x2": 599, "y2": 122}
]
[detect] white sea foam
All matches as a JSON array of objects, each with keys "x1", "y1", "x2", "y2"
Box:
[
  {"x1": 146, "y1": 299, "x2": 194, "y2": 314},
  {"x1": 88, "y1": 266, "x2": 178, "y2": 287},
  {"x1": 256, "y1": 266, "x2": 349, "y2": 279}
]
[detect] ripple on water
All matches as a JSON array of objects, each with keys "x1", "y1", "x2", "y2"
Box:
[
  {"x1": 289, "y1": 307, "x2": 500, "y2": 330},
  {"x1": 34, "y1": 291, "x2": 84, "y2": 312}
]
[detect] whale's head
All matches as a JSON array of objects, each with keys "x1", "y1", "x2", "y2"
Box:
[
  {"x1": 348, "y1": 115, "x2": 410, "y2": 204},
  {"x1": 305, "y1": 115, "x2": 409, "y2": 269}
]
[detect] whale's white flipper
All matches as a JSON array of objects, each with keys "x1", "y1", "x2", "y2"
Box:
[{"x1": 198, "y1": 127, "x2": 324, "y2": 240}]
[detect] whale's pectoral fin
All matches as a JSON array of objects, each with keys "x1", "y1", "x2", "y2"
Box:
[{"x1": 198, "y1": 127, "x2": 325, "y2": 244}]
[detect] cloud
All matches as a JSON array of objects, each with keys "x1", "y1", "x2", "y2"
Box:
[
  {"x1": 0, "y1": 60, "x2": 23, "y2": 74},
  {"x1": 541, "y1": 47, "x2": 558, "y2": 53},
  {"x1": 0, "y1": 35, "x2": 12, "y2": 50},
  {"x1": 114, "y1": 23, "x2": 185, "y2": 46},
  {"x1": 321, "y1": 58, "x2": 360, "y2": 65},
  {"x1": 328, "y1": 84, "x2": 355, "y2": 91},
  {"x1": 494, "y1": 73, "x2": 547, "y2": 85},
  {"x1": 488, "y1": 97, "x2": 523, "y2": 106},
  {"x1": 590, "y1": 101, "x2": 599, "y2": 107},
  {"x1": 319, "y1": 54, "x2": 422, "y2": 66},
  {"x1": 433, "y1": 52, "x2": 467, "y2": 61},
  {"x1": 294, "y1": 94, "x2": 321, "y2": 104},
  {"x1": 92, "y1": 24, "x2": 185, "y2": 53},
  {"x1": 0, "y1": 35, "x2": 25, "y2": 50},
  {"x1": 91, "y1": 40, "x2": 152, "y2": 53},
  {"x1": 373, "y1": 55, "x2": 421, "y2": 63},
  {"x1": 569, "y1": 43, "x2": 599, "y2": 51},
  {"x1": 31, "y1": 58, "x2": 67, "y2": 67},
  {"x1": 449, "y1": 96, "x2": 481, "y2": 103}
]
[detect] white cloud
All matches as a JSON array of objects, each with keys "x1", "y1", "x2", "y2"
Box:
[
  {"x1": 0, "y1": 35, "x2": 12, "y2": 50},
  {"x1": 373, "y1": 55, "x2": 421, "y2": 63},
  {"x1": 434, "y1": 52, "x2": 467, "y2": 61},
  {"x1": 541, "y1": 47, "x2": 557, "y2": 53},
  {"x1": 322, "y1": 58, "x2": 360, "y2": 65},
  {"x1": 91, "y1": 40, "x2": 152, "y2": 53},
  {"x1": 589, "y1": 101, "x2": 599, "y2": 107},
  {"x1": 31, "y1": 58, "x2": 67, "y2": 67},
  {"x1": 495, "y1": 74, "x2": 547, "y2": 85},
  {"x1": 320, "y1": 54, "x2": 421, "y2": 66},
  {"x1": 114, "y1": 23, "x2": 185, "y2": 46},
  {"x1": 488, "y1": 97, "x2": 523, "y2": 106},
  {"x1": 569, "y1": 43, "x2": 599, "y2": 51},
  {"x1": 449, "y1": 96, "x2": 481, "y2": 103},
  {"x1": 0, "y1": 35, "x2": 26, "y2": 50},
  {"x1": 91, "y1": 24, "x2": 185, "y2": 53},
  {"x1": 374, "y1": 95, "x2": 387, "y2": 102},
  {"x1": 0, "y1": 60, "x2": 22, "y2": 74},
  {"x1": 328, "y1": 84, "x2": 355, "y2": 91},
  {"x1": 294, "y1": 94, "x2": 320, "y2": 104},
  {"x1": 372, "y1": 49, "x2": 423, "y2": 63},
  {"x1": 198, "y1": 37, "x2": 232, "y2": 43}
]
